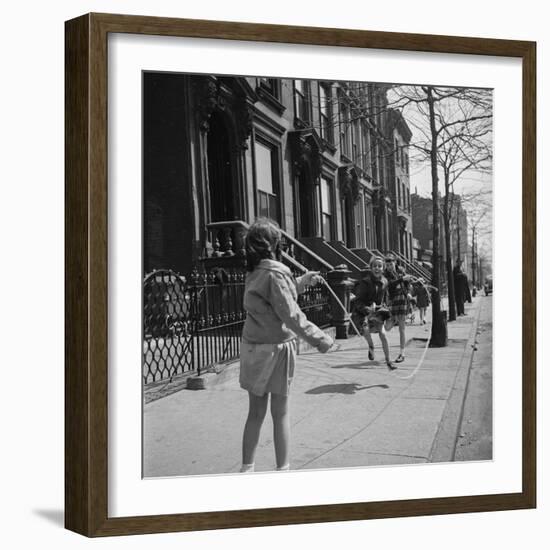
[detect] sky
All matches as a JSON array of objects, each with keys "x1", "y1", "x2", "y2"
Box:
[{"x1": 392, "y1": 85, "x2": 494, "y2": 258}]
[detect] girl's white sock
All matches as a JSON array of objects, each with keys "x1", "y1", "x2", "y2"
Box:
[
  {"x1": 240, "y1": 463, "x2": 255, "y2": 473},
  {"x1": 276, "y1": 464, "x2": 290, "y2": 471}
]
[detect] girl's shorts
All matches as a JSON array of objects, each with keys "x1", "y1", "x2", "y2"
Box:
[
  {"x1": 362, "y1": 307, "x2": 391, "y2": 334},
  {"x1": 239, "y1": 340, "x2": 296, "y2": 397}
]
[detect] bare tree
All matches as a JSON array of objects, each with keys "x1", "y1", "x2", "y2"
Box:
[
  {"x1": 388, "y1": 85, "x2": 492, "y2": 333},
  {"x1": 437, "y1": 97, "x2": 492, "y2": 319},
  {"x1": 467, "y1": 200, "x2": 493, "y2": 288}
]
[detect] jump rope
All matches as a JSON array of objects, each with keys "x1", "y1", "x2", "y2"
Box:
[{"x1": 316, "y1": 274, "x2": 433, "y2": 381}]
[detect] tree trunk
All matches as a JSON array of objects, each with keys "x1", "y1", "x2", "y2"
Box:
[
  {"x1": 456, "y1": 208, "x2": 462, "y2": 262},
  {"x1": 443, "y1": 179, "x2": 456, "y2": 321},
  {"x1": 426, "y1": 87, "x2": 447, "y2": 347}
]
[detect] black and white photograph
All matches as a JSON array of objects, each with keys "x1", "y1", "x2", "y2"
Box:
[
  {"x1": 142, "y1": 72, "x2": 494, "y2": 478},
  {"x1": 2, "y1": 0, "x2": 545, "y2": 543}
]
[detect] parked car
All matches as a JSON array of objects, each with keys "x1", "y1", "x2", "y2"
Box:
[{"x1": 484, "y1": 276, "x2": 493, "y2": 296}]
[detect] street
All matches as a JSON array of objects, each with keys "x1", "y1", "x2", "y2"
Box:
[{"x1": 454, "y1": 295, "x2": 493, "y2": 460}]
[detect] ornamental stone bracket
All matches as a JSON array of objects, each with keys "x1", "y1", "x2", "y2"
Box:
[
  {"x1": 289, "y1": 128, "x2": 324, "y2": 182},
  {"x1": 235, "y1": 99, "x2": 255, "y2": 150},
  {"x1": 338, "y1": 165, "x2": 361, "y2": 204},
  {"x1": 196, "y1": 76, "x2": 220, "y2": 132},
  {"x1": 398, "y1": 216, "x2": 408, "y2": 230}
]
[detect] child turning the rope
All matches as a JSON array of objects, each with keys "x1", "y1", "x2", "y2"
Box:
[
  {"x1": 351, "y1": 256, "x2": 396, "y2": 370},
  {"x1": 239, "y1": 218, "x2": 334, "y2": 473}
]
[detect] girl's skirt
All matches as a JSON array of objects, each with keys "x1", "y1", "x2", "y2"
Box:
[
  {"x1": 239, "y1": 339, "x2": 296, "y2": 397},
  {"x1": 389, "y1": 291, "x2": 409, "y2": 317}
]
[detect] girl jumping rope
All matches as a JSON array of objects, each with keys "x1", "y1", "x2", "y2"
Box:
[
  {"x1": 352, "y1": 256, "x2": 396, "y2": 370},
  {"x1": 239, "y1": 218, "x2": 334, "y2": 473},
  {"x1": 383, "y1": 253, "x2": 413, "y2": 363}
]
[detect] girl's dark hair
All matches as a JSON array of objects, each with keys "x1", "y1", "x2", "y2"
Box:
[{"x1": 245, "y1": 218, "x2": 282, "y2": 272}]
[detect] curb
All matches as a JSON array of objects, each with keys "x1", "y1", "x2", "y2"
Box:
[{"x1": 428, "y1": 299, "x2": 484, "y2": 462}]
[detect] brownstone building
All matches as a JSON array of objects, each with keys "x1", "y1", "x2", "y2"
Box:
[
  {"x1": 411, "y1": 191, "x2": 470, "y2": 282},
  {"x1": 143, "y1": 73, "x2": 425, "y2": 279}
]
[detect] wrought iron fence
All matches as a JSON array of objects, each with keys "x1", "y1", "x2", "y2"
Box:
[
  {"x1": 143, "y1": 267, "x2": 332, "y2": 386},
  {"x1": 297, "y1": 272, "x2": 332, "y2": 328}
]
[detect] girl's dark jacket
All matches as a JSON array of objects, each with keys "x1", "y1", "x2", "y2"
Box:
[{"x1": 352, "y1": 271, "x2": 388, "y2": 315}]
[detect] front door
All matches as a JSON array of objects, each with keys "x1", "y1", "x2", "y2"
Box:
[
  {"x1": 207, "y1": 112, "x2": 235, "y2": 222},
  {"x1": 297, "y1": 169, "x2": 315, "y2": 237}
]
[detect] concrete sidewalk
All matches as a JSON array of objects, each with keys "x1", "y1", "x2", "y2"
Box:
[{"x1": 143, "y1": 297, "x2": 485, "y2": 477}]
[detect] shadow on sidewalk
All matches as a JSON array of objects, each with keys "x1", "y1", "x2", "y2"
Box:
[
  {"x1": 305, "y1": 383, "x2": 389, "y2": 395},
  {"x1": 330, "y1": 362, "x2": 388, "y2": 370}
]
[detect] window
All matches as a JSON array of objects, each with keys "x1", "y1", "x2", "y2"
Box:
[
  {"x1": 364, "y1": 195, "x2": 373, "y2": 249},
  {"x1": 354, "y1": 196, "x2": 365, "y2": 248},
  {"x1": 339, "y1": 100, "x2": 351, "y2": 158},
  {"x1": 361, "y1": 121, "x2": 370, "y2": 173},
  {"x1": 429, "y1": 239, "x2": 433, "y2": 250},
  {"x1": 294, "y1": 79, "x2": 311, "y2": 123},
  {"x1": 428, "y1": 213, "x2": 433, "y2": 227},
  {"x1": 397, "y1": 177, "x2": 401, "y2": 206},
  {"x1": 319, "y1": 84, "x2": 333, "y2": 144},
  {"x1": 320, "y1": 177, "x2": 334, "y2": 240},
  {"x1": 352, "y1": 119, "x2": 361, "y2": 165},
  {"x1": 258, "y1": 77, "x2": 279, "y2": 99},
  {"x1": 255, "y1": 140, "x2": 280, "y2": 222},
  {"x1": 395, "y1": 138, "x2": 400, "y2": 164}
]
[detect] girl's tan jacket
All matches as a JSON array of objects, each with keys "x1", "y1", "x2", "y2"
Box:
[{"x1": 241, "y1": 259, "x2": 331, "y2": 350}]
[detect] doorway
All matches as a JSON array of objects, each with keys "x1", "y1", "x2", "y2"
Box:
[{"x1": 207, "y1": 112, "x2": 235, "y2": 222}]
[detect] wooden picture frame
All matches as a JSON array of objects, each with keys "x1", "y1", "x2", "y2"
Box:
[{"x1": 65, "y1": 12, "x2": 536, "y2": 537}]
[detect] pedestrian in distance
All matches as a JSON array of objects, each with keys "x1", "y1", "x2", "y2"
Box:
[
  {"x1": 464, "y1": 273, "x2": 472, "y2": 304},
  {"x1": 351, "y1": 256, "x2": 395, "y2": 370},
  {"x1": 239, "y1": 218, "x2": 334, "y2": 473},
  {"x1": 413, "y1": 276, "x2": 431, "y2": 325},
  {"x1": 383, "y1": 253, "x2": 413, "y2": 363},
  {"x1": 453, "y1": 262, "x2": 467, "y2": 316}
]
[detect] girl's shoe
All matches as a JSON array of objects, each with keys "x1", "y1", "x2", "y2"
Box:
[
  {"x1": 368, "y1": 347, "x2": 375, "y2": 361},
  {"x1": 395, "y1": 354, "x2": 405, "y2": 363},
  {"x1": 386, "y1": 360, "x2": 397, "y2": 371}
]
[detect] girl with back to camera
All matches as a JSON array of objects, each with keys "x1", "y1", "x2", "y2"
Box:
[{"x1": 239, "y1": 218, "x2": 334, "y2": 473}]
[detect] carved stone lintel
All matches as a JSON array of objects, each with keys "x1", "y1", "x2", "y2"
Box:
[{"x1": 196, "y1": 76, "x2": 255, "y2": 151}]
